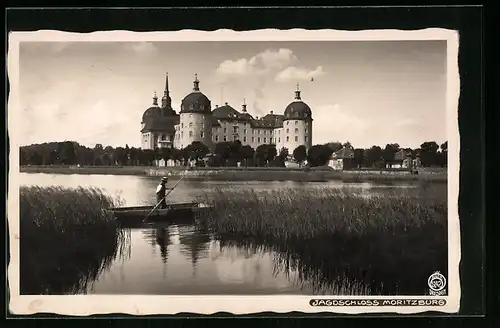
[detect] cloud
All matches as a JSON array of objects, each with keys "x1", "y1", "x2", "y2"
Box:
[
  {"x1": 20, "y1": 42, "x2": 71, "y2": 54},
  {"x1": 312, "y1": 104, "x2": 369, "y2": 146},
  {"x1": 275, "y1": 65, "x2": 326, "y2": 82},
  {"x1": 215, "y1": 48, "x2": 297, "y2": 79},
  {"x1": 124, "y1": 42, "x2": 158, "y2": 55}
]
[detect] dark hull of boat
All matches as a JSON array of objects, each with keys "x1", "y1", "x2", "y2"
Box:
[{"x1": 109, "y1": 202, "x2": 211, "y2": 225}]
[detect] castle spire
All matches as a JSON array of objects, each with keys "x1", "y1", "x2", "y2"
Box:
[
  {"x1": 242, "y1": 98, "x2": 247, "y2": 112},
  {"x1": 193, "y1": 73, "x2": 200, "y2": 92},
  {"x1": 161, "y1": 72, "x2": 172, "y2": 108},
  {"x1": 164, "y1": 72, "x2": 169, "y2": 93},
  {"x1": 294, "y1": 83, "x2": 301, "y2": 100},
  {"x1": 152, "y1": 91, "x2": 158, "y2": 106}
]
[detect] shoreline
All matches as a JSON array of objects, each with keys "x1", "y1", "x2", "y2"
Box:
[{"x1": 19, "y1": 165, "x2": 447, "y2": 183}]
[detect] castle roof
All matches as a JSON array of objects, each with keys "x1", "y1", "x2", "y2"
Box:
[
  {"x1": 141, "y1": 115, "x2": 180, "y2": 133},
  {"x1": 332, "y1": 147, "x2": 355, "y2": 159}
]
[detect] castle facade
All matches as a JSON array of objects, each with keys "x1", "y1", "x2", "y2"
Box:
[{"x1": 141, "y1": 74, "x2": 313, "y2": 154}]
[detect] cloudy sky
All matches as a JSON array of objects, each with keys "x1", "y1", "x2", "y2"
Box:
[{"x1": 17, "y1": 40, "x2": 447, "y2": 149}]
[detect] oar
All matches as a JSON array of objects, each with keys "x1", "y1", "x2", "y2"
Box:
[{"x1": 142, "y1": 172, "x2": 187, "y2": 222}]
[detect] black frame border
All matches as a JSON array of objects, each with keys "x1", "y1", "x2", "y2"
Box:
[{"x1": 4, "y1": 4, "x2": 492, "y2": 326}]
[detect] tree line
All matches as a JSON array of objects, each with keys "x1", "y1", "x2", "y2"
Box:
[{"x1": 19, "y1": 140, "x2": 448, "y2": 168}]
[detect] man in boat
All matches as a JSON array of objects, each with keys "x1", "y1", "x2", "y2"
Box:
[{"x1": 156, "y1": 177, "x2": 173, "y2": 209}]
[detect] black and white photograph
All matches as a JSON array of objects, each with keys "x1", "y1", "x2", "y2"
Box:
[{"x1": 7, "y1": 28, "x2": 460, "y2": 315}]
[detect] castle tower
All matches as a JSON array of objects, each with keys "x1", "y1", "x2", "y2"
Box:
[
  {"x1": 161, "y1": 72, "x2": 172, "y2": 109},
  {"x1": 178, "y1": 74, "x2": 213, "y2": 149},
  {"x1": 279, "y1": 83, "x2": 313, "y2": 153}
]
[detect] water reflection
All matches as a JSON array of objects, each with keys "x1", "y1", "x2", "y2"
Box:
[
  {"x1": 20, "y1": 173, "x2": 425, "y2": 295},
  {"x1": 19, "y1": 173, "x2": 417, "y2": 207}
]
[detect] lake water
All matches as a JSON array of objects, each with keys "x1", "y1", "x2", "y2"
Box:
[{"x1": 20, "y1": 173, "x2": 417, "y2": 295}]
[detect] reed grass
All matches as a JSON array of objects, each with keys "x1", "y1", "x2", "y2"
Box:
[
  {"x1": 196, "y1": 185, "x2": 448, "y2": 295},
  {"x1": 19, "y1": 186, "x2": 128, "y2": 294}
]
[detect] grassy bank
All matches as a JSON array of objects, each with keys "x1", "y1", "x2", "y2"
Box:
[
  {"x1": 195, "y1": 185, "x2": 448, "y2": 295},
  {"x1": 19, "y1": 186, "x2": 128, "y2": 294},
  {"x1": 20, "y1": 165, "x2": 447, "y2": 183}
]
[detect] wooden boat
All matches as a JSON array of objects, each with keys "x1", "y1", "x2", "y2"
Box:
[{"x1": 109, "y1": 202, "x2": 212, "y2": 225}]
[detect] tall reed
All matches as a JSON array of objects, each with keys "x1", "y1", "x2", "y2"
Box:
[
  {"x1": 196, "y1": 184, "x2": 448, "y2": 295},
  {"x1": 19, "y1": 186, "x2": 128, "y2": 294}
]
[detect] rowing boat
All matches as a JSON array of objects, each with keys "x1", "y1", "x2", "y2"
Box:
[{"x1": 109, "y1": 202, "x2": 212, "y2": 225}]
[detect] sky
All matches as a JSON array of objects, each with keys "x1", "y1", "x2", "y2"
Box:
[{"x1": 17, "y1": 40, "x2": 448, "y2": 149}]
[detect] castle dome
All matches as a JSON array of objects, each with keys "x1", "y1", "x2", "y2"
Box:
[
  {"x1": 180, "y1": 74, "x2": 211, "y2": 114},
  {"x1": 142, "y1": 92, "x2": 162, "y2": 122},
  {"x1": 284, "y1": 84, "x2": 312, "y2": 120}
]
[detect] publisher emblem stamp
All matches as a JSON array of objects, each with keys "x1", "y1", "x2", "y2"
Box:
[{"x1": 428, "y1": 271, "x2": 447, "y2": 296}]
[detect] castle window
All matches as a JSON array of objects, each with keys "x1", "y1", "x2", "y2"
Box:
[
  {"x1": 244, "y1": 129, "x2": 247, "y2": 134},
  {"x1": 295, "y1": 136, "x2": 298, "y2": 142},
  {"x1": 286, "y1": 129, "x2": 289, "y2": 133},
  {"x1": 223, "y1": 136, "x2": 227, "y2": 142},
  {"x1": 258, "y1": 130, "x2": 261, "y2": 135},
  {"x1": 305, "y1": 128, "x2": 308, "y2": 133},
  {"x1": 287, "y1": 121, "x2": 289, "y2": 125},
  {"x1": 278, "y1": 137, "x2": 280, "y2": 143},
  {"x1": 264, "y1": 137, "x2": 267, "y2": 143},
  {"x1": 244, "y1": 122, "x2": 247, "y2": 126},
  {"x1": 201, "y1": 122, "x2": 204, "y2": 128},
  {"x1": 224, "y1": 128, "x2": 227, "y2": 133},
  {"x1": 258, "y1": 137, "x2": 261, "y2": 143},
  {"x1": 305, "y1": 136, "x2": 308, "y2": 142},
  {"x1": 295, "y1": 128, "x2": 298, "y2": 133},
  {"x1": 201, "y1": 132, "x2": 204, "y2": 138},
  {"x1": 233, "y1": 126, "x2": 238, "y2": 133},
  {"x1": 189, "y1": 131, "x2": 193, "y2": 137},
  {"x1": 286, "y1": 136, "x2": 289, "y2": 142},
  {"x1": 295, "y1": 120, "x2": 298, "y2": 125},
  {"x1": 215, "y1": 135, "x2": 219, "y2": 141},
  {"x1": 189, "y1": 122, "x2": 193, "y2": 128},
  {"x1": 181, "y1": 131, "x2": 184, "y2": 137},
  {"x1": 252, "y1": 137, "x2": 255, "y2": 142},
  {"x1": 181, "y1": 123, "x2": 184, "y2": 128},
  {"x1": 243, "y1": 136, "x2": 247, "y2": 142}
]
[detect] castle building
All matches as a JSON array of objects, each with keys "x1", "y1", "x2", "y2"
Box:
[{"x1": 141, "y1": 73, "x2": 313, "y2": 154}]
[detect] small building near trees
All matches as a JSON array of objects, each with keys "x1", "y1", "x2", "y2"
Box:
[{"x1": 328, "y1": 147, "x2": 355, "y2": 170}]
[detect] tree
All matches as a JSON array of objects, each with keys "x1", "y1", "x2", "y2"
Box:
[
  {"x1": 364, "y1": 146, "x2": 383, "y2": 167},
  {"x1": 420, "y1": 141, "x2": 439, "y2": 167},
  {"x1": 58, "y1": 141, "x2": 77, "y2": 165},
  {"x1": 125, "y1": 144, "x2": 131, "y2": 164},
  {"x1": 266, "y1": 144, "x2": 278, "y2": 164},
  {"x1": 278, "y1": 147, "x2": 289, "y2": 161},
  {"x1": 214, "y1": 142, "x2": 232, "y2": 166},
  {"x1": 353, "y1": 148, "x2": 364, "y2": 168},
  {"x1": 228, "y1": 140, "x2": 243, "y2": 166},
  {"x1": 141, "y1": 149, "x2": 156, "y2": 166},
  {"x1": 382, "y1": 143, "x2": 400, "y2": 166},
  {"x1": 159, "y1": 147, "x2": 172, "y2": 163},
  {"x1": 293, "y1": 145, "x2": 307, "y2": 166},
  {"x1": 440, "y1": 141, "x2": 448, "y2": 152},
  {"x1": 438, "y1": 141, "x2": 448, "y2": 167},
  {"x1": 342, "y1": 141, "x2": 353, "y2": 149},
  {"x1": 239, "y1": 145, "x2": 255, "y2": 167},
  {"x1": 307, "y1": 144, "x2": 334, "y2": 167},
  {"x1": 325, "y1": 142, "x2": 343, "y2": 153},
  {"x1": 255, "y1": 144, "x2": 276, "y2": 167},
  {"x1": 186, "y1": 141, "x2": 209, "y2": 162},
  {"x1": 114, "y1": 147, "x2": 127, "y2": 165}
]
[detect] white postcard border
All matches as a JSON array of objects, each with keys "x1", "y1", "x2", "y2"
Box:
[{"x1": 7, "y1": 28, "x2": 461, "y2": 315}]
